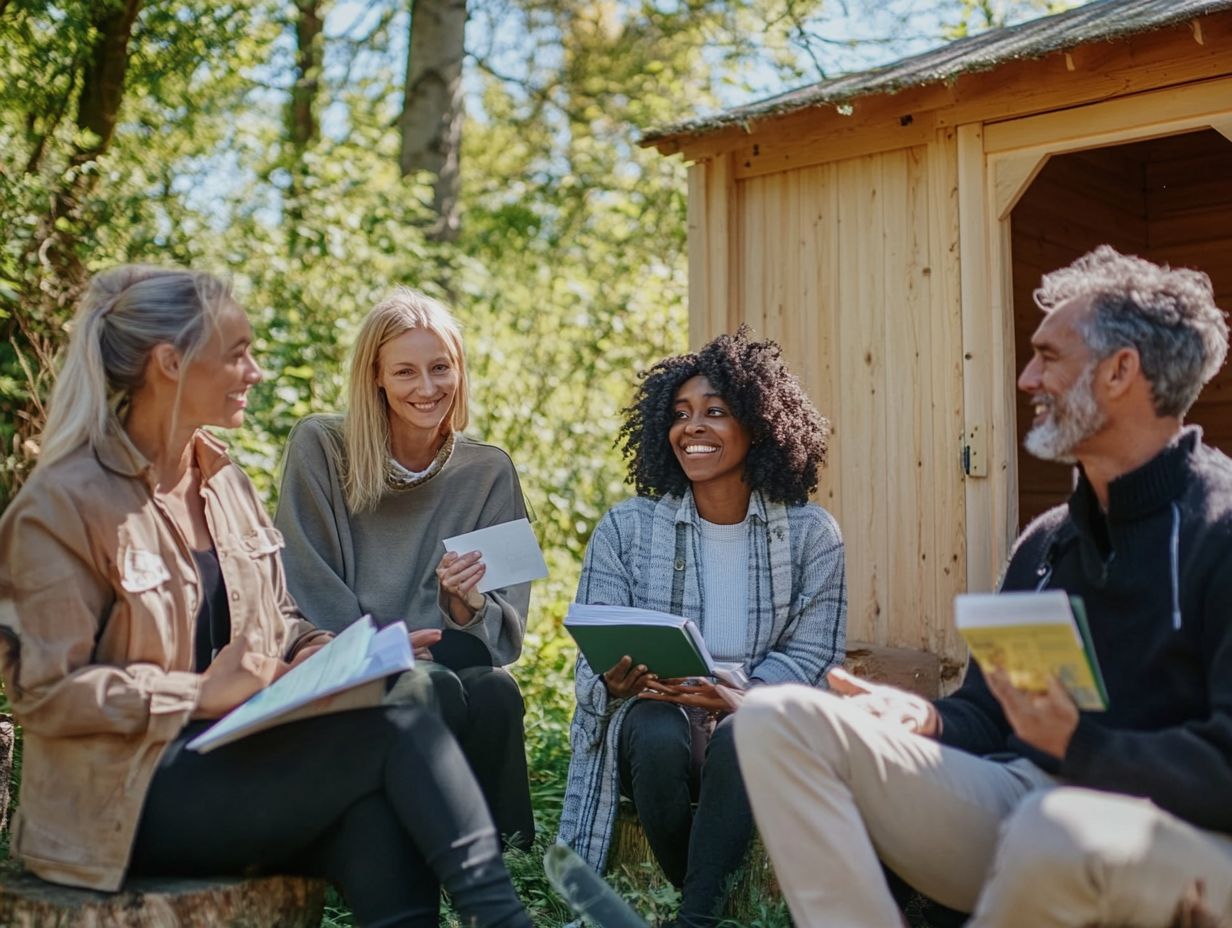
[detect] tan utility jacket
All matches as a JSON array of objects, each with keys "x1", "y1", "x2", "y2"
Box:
[{"x1": 0, "y1": 424, "x2": 329, "y2": 891}]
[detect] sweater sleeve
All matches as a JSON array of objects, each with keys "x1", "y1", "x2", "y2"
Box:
[
  {"x1": 935, "y1": 658, "x2": 1014, "y2": 756},
  {"x1": 572, "y1": 510, "x2": 636, "y2": 719},
  {"x1": 748, "y1": 508, "x2": 847, "y2": 686},
  {"x1": 274, "y1": 418, "x2": 364, "y2": 633},
  {"x1": 0, "y1": 490, "x2": 200, "y2": 742},
  {"x1": 436, "y1": 450, "x2": 531, "y2": 665},
  {"x1": 1057, "y1": 552, "x2": 1232, "y2": 832}
]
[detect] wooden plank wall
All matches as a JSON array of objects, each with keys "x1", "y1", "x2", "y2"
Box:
[
  {"x1": 722, "y1": 138, "x2": 966, "y2": 657},
  {"x1": 1010, "y1": 129, "x2": 1232, "y2": 529}
]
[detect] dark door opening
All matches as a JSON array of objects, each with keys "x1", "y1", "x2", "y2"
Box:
[{"x1": 1011, "y1": 128, "x2": 1232, "y2": 529}]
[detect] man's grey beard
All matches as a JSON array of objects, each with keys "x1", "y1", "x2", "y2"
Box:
[{"x1": 1024, "y1": 362, "x2": 1106, "y2": 464}]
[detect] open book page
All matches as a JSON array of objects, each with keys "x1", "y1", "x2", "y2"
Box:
[
  {"x1": 443, "y1": 517, "x2": 548, "y2": 593},
  {"x1": 187, "y1": 617, "x2": 414, "y2": 753},
  {"x1": 955, "y1": 591, "x2": 1106, "y2": 710}
]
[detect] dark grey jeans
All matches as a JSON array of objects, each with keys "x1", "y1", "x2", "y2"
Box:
[
  {"x1": 386, "y1": 662, "x2": 535, "y2": 850},
  {"x1": 617, "y1": 698, "x2": 754, "y2": 928},
  {"x1": 131, "y1": 706, "x2": 531, "y2": 928}
]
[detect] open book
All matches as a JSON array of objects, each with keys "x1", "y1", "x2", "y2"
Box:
[
  {"x1": 955, "y1": 591, "x2": 1107, "y2": 710},
  {"x1": 564, "y1": 604, "x2": 749, "y2": 689},
  {"x1": 187, "y1": 616, "x2": 414, "y2": 753}
]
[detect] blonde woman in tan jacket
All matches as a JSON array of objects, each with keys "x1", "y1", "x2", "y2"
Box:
[{"x1": 0, "y1": 266, "x2": 531, "y2": 927}]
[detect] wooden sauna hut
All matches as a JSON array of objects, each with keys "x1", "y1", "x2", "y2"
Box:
[{"x1": 642, "y1": 0, "x2": 1232, "y2": 678}]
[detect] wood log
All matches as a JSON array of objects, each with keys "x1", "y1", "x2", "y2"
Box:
[
  {"x1": 607, "y1": 803, "x2": 779, "y2": 924},
  {"x1": 0, "y1": 872, "x2": 327, "y2": 928}
]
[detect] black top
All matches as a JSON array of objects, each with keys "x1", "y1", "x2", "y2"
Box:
[
  {"x1": 191, "y1": 547, "x2": 232, "y2": 672},
  {"x1": 937, "y1": 427, "x2": 1232, "y2": 833}
]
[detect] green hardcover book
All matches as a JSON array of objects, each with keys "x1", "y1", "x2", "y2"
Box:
[{"x1": 564, "y1": 604, "x2": 753, "y2": 689}]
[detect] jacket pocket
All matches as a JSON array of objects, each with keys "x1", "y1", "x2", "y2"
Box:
[
  {"x1": 239, "y1": 526, "x2": 284, "y2": 557},
  {"x1": 118, "y1": 547, "x2": 172, "y2": 593}
]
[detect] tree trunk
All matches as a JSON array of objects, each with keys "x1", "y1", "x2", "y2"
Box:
[
  {"x1": 72, "y1": 0, "x2": 142, "y2": 168},
  {"x1": 286, "y1": 0, "x2": 325, "y2": 255},
  {"x1": 399, "y1": 0, "x2": 466, "y2": 241},
  {"x1": 41, "y1": 0, "x2": 143, "y2": 287},
  {"x1": 3, "y1": 0, "x2": 143, "y2": 498},
  {"x1": 289, "y1": 0, "x2": 323, "y2": 152}
]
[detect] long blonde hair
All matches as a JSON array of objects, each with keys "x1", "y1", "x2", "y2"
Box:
[
  {"x1": 343, "y1": 287, "x2": 470, "y2": 511},
  {"x1": 37, "y1": 265, "x2": 231, "y2": 470}
]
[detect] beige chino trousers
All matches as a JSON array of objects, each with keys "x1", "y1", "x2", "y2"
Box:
[{"x1": 733, "y1": 684, "x2": 1232, "y2": 928}]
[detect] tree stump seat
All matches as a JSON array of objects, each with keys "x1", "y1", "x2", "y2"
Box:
[{"x1": 0, "y1": 871, "x2": 328, "y2": 928}]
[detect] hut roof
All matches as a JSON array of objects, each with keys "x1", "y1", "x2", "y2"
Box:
[{"x1": 642, "y1": 0, "x2": 1232, "y2": 146}]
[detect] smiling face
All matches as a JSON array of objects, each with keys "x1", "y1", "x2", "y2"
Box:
[
  {"x1": 377, "y1": 327, "x2": 460, "y2": 439},
  {"x1": 1018, "y1": 295, "x2": 1108, "y2": 463},
  {"x1": 179, "y1": 301, "x2": 262, "y2": 430},
  {"x1": 668, "y1": 374, "x2": 752, "y2": 490}
]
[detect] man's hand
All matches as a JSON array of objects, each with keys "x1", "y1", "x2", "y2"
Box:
[
  {"x1": 642, "y1": 677, "x2": 744, "y2": 714},
  {"x1": 601, "y1": 655, "x2": 655, "y2": 699},
  {"x1": 826, "y1": 667, "x2": 941, "y2": 737},
  {"x1": 986, "y1": 669, "x2": 1078, "y2": 759}
]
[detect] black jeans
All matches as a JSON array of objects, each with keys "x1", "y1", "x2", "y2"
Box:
[
  {"x1": 617, "y1": 699, "x2": 754, "y2": 928},
  {"x1": 130, "y1": 705, "x2": 531, "y2": 928},
  {"x1": 386, "y1": 663, "x2": 535, "y2": 850}
]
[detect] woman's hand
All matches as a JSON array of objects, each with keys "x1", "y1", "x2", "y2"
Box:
[
  {"x1": 602, "y1": 655, "x2": 656, "y2": 699},
  {"x1": 194, "y1": 637, "x2": 288, "y2": 719},
  {"x1": 436, "y1": 550, "x2": 486, "y2": 625},
  {"x1": 289, "y1": 638, "x2": 331, "y2": 667},
  {"x1": 642, "y1": 677, "x2": 744, "y2": 714},
  {"x1": 409, "y1": 628, "x2": 443, "y2": 661}
]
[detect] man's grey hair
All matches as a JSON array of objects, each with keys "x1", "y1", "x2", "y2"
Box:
[{"x1": 1034, "y1": 245, "x2": 1228, "y2": 417}]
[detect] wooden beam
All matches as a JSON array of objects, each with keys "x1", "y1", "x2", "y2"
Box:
[
  {"x1": 993, "y1": 149, "x2": 1049, "y2": 220},
  {"x1": 982, "y1": 74, "x2": 1232, "y2": 154},
  {"x1": 731, "y1": 111, "x2": 936, "y2": 181}
]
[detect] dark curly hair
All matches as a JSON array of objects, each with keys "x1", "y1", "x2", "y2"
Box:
[{"x1": 619, "y1": 327, "x2": 829, "y2": 505}]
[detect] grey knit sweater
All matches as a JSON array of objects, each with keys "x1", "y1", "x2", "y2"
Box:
[{"x1": 274, "y1": 414, "x2": 531, "y2": 665}]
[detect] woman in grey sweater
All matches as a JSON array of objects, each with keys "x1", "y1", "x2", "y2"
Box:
[
  {"x1": 556, "y1": 328, "x2": 848, "y2": 928},
  {"x1": 275, "y1": 287, "x2": 534, "y2": 849}
]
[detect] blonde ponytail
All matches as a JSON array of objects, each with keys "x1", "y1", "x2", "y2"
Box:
[{"x1": 35, "y1": 265, "x2": 232, "y2": 471}]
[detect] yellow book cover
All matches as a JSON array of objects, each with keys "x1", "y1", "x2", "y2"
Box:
[{"x1": 955, "y1": 591, "x2": 1107, "y2": 711}]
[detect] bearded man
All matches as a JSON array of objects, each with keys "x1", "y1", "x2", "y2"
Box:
[{"x1": 733, "y1": 246, "x2": 1232, "y2": 928}]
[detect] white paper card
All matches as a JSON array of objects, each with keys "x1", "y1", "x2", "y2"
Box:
[{"x1": 443, "y1": 517, "x2": 548, "y2": 593}]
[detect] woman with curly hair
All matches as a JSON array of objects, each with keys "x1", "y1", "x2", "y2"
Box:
[{"x1": 556, "y1": 328, "x2": 848, "y2": 927}]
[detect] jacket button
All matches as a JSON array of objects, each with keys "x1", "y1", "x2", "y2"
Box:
[{"x1": 231, "y1": 591, "x2": 240, "y2": 602}]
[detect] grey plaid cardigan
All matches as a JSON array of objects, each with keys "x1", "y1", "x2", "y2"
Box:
[{"x1": 555, "y1": 489, "x2": 847, "y2": 871}]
